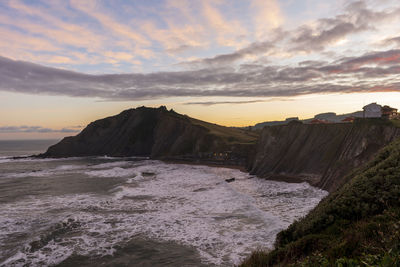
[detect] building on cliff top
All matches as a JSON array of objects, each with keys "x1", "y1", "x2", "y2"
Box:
[
  {"x1": 285, "y1": 117, "x2": 299, "y2": 122},
  {"x1": 381, "y1": 105, "x2": 399, "y2": 120},
  {"x1": 342, "y1": 117, "x2": 355, "y2": 123},
  {"x1": 363, "y1": 102, "x2": 382, "y2": 118},
  {"x1": 310, "y1": 119, "x2": 329, "y2": 124},
  {"x1": 362, "y1": 103, "x2": 399, "y2": 120}
]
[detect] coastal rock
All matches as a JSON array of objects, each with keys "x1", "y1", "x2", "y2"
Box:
[
  {"x1": 249, "y1": 119, "x2": 400, "y2": 192},
  {"x1": 42, "y1": 106, "x2": 258, "y2": 166}
]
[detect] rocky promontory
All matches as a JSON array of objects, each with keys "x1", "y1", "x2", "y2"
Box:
[
  {"x1": 43, "y1": 107, "x2": 400, "y2": 193},
  {"x1": 42, "y1": 106, "x2": 258, "y2": 166}
]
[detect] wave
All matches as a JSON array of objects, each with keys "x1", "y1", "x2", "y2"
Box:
[
  {"x1": 0, "y1": 160, "x2": 328, "y2": 266},
  {"x1": 85, "y1": 167, "x2": 138, "y2": 178}
]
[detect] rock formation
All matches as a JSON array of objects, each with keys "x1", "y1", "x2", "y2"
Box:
[
  {"x1": 249, "y1": 119, "x2": 400, "y2": 192},
  {"x1": 42, "y1": 106, "x2": 258, "y2": 166}
]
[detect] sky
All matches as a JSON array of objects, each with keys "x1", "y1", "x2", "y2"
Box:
[{"x1": 1, "y1": 0, "x2": 400, "y2": 139}]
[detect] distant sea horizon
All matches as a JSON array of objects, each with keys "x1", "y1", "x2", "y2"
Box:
[{"x1": 0, "y1": 139, "x2": 59, "y2": 157}]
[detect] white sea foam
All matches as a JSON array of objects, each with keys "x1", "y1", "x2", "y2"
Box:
[
  {"x1": 1, "y1": 161, "x2": 128, "y2": 179},
  {"x1": 5, "y1": 170, "x2": 54, "y2": 178},
  {"x1": 54, "y1": 164, "x2": 85, "y2": 171},
  {"x1": 0, "y1": 160, "x2": 328, "y2": 266},
  {"x1": 85, "y1": 167, "x2": 138, "y2": 178},
  {"x1": 95, "y1": 155, "x2": 150, "y2": 160},
  {"x1": 0, "y1": 158, "x2": 12, "y2": 164},
  {"x1": 89, "y1": 161, "x2": 131, "y2": 169},
  {"x1": 0, "y1": 156, "x2": 84, "y2": 165},
  {"x1": 3, "y1": 164, "x2": 85, "y2": 178}
]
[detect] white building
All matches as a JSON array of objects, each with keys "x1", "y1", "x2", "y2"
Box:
[{"x1": 363, "y1": 103, "x2": 382, "y2": 118}]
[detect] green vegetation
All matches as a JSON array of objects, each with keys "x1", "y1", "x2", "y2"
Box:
[
  {"x1": 353, "y1": 117, "x2": 400, "y2": 128},
  {"x1": 241, "y1": 138, "x2": 400, "y2": 266},
  {"x1": 391, "y1": 119, "x2": 400, "y2": 128},
  {"x1": 188, "y1": 117, "x2": 259, "y2": 145},
  {"x1": 158, "y1": 106, "x2": 259, "y2": 145}
]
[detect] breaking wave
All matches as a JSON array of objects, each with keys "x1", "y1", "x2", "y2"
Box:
[{"x1": 0, "y1": 159, "x2": 327, "y2": 266}]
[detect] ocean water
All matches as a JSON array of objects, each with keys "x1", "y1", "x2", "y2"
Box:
[{"x1": 0, "y1": 140, "x2": 328, "y2": 266}]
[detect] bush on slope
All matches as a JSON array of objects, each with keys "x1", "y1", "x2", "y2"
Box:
[{"x1": 241, "y1": 138, "x2": 400, "y2": 266}]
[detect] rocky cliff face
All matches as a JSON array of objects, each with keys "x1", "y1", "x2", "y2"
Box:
[
  {"x1": 43, "y1": 106, "x2": 258, "y2": 163},
  {"x1": 44, "y1": 106, "x2": 399, "y2": 192},
  {"x1": 249, "y1": 120, "x2": 400, "y2": 192}
]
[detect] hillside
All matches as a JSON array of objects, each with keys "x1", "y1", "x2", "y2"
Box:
[
  {"x1": 241, "y1": 137, "x2": 400, "y2": 266},
  {"x1": 249, "y1": 119, "x2": 400, "y2": 192},
  {"x1": 42, "y1": 106, "x2": 258, "y2": 165}
]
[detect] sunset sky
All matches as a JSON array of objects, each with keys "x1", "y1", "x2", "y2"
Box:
[{"x1": 1, "y1": 0, "x2": 400, "y2": 139}]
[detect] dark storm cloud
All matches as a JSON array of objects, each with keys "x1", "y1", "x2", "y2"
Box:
[
  {"x1": 1, "y1": 50, "x2": 400, "y2": 101},
  {"x1": 0, "y1": 125, "x2": 78, "y2": 133}
]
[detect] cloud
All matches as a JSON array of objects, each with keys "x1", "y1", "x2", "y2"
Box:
[
  {"x1": 251, "y1": 0, "x2": 284, "y2": 39},
  {"x1": 140, "y1": 20, "x2": 207, "y2": 55},
  {"x1": 1, "y1": 51, "x2": 400, "y2": 101},
  {"x1": 0, "y1": 126, "x2": 79, "y2": 133},
  {"x1": 382, "y1": 36, "x2": 400, "y2": 47},
  {"x1": 6, "y1": 0, "x2": 105, "y2": 51},
  {"x1": 289, "y1": 1, "x2": 400, "y2": 52},
  {"x1": 59, "y1": 128, "x2": 79, "y2": 133},
  {"x1": 184, "y1": 98, "x2": 292, "y2": 106},
  {"x1": 1, "y1": 0, "x2": 149, "y2": 67},
  {"x1": 201, "y1": 1, "x2": 247, "y2": 48},
  {"x1": 2, "y1": 0, "x2": 399, "y2": 73},
  {"x1": 69, "y1": 0, "x2": 150, "y2": 47},
  {"x1": 182, "y1": 41, "x2": 275, "y2": 67},
  {"x1": 0, "y1": 26, "x2": 60, "y2": 53},
  {"x1": 318, "y1": 49, "x2": 400, "y2": 74},
  {"x1": 291, "y1": 22, "x2": 363, "y2": 52},
  {"x1": 341, "y1": 49, "x2": 400, "y2": 66},
  {"x1": 181, "y1": 1, "x2": 400, "y2": 68}
]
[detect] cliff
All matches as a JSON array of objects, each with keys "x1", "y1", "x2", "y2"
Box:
[
  {"x1": 42, "y1": 106, "x2": 258, "y2": 165},
  {"x1": 44, "y1": 106, "x2": 400, "y2": 191},
  {"x1": 241, "y1": 135, "x2": 400, "y2": 266},
  {"x1": 249, "y1": 119, "x2": 400, "y2": 192}
]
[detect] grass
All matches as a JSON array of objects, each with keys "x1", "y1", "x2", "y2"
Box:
[
  {"x1": 391, "y1": 119, "x2": 400, "y2": 128},
  {"x1": 240, "y1": 137, "x2": 400, "y2": 266},
  {"x1": 188, "y1": 117, "x2": 259, "y2": 145},
  {"x1": 149, "y1": 106, "x2": 260, "y2": 145},
  {"x1": 352, "y1": 117, "x2": 400, "y2": 128}
]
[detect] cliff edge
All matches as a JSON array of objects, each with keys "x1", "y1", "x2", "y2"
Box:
[{"x1": 249, "y1": 119, "x2": 400, "y2": 192}]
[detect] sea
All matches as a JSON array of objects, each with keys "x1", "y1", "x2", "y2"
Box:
[{"x1": 0, "y1": 140, "x2": 328, "y2": 266}]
